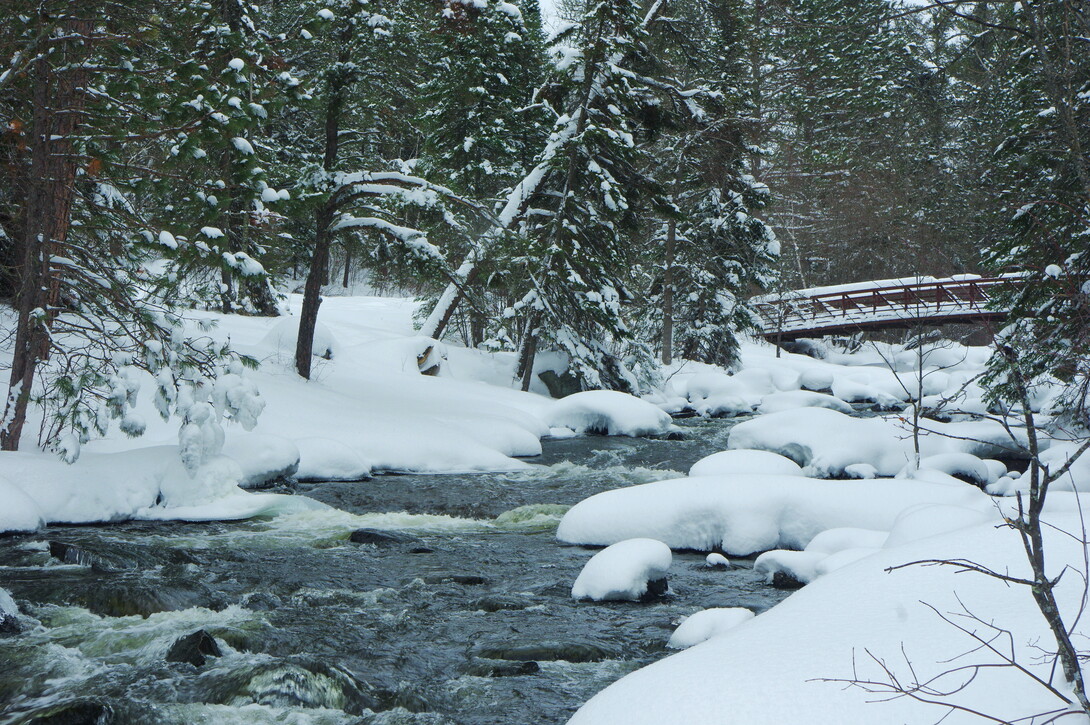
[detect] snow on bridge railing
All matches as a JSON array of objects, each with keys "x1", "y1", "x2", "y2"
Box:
[{"x1": 752, "y1": 274, "x2": 1021, "y2": 338}]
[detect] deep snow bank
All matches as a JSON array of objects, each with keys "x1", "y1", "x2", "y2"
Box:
[
  {"x1": 556, "y1": 473, "x2": 985, "y2": 555},
  {"x1": 568, "y1": 507, "x2": 1090, "y2": 724}
]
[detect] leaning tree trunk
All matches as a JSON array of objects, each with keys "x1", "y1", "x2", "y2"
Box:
[{"x1": 1, "y1": 21, "x2": 92, "y2": 451}]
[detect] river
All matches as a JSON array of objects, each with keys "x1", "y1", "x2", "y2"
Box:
[{"x1": 0, "y1": 418, "x2": 791, "y2": 724}]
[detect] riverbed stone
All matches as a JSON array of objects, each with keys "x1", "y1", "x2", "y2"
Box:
[
  {"x1": 470, "y1": 595, "x2": 534, "y2": 612},
  {"x1": 166, "y1": 629, "x2": 222, "y2": 667},
  {"x1": 771, "y1": 570, "x2": 805, "y2": 590},
  {"x1": 641, "y1": 576, "x2": 669, "y2": 601},
  {"x1": 463, "y1": 659, "x2": 540, "y2": 677},
  {"x1": 348, "y1": 529, "x2": 419, "y2": 547},
  {"x1": 473, "y1": 640, "x2": 618, "y2": 663},
  {"x1": 0, "y1": 612, "x2": 20, "y2": 635},
  {"x1": 16, "y1": 699, "x2": 113, "y2": 724}
]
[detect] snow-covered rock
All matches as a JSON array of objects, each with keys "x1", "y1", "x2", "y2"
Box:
[
  {"x1": 568, "y1": 508, "x2": 1090, "y2": 725},
  {"x1": 728, "y1": 408, "x2": 912, "y2": 477},
  {"x1": 667, "y1": 608, "x2": 754, "y2": 649},
  {"x1": 897, "y1": 453, "x2": 992, "y2": 487},
  {"x1": 705, "y1": 553, "x2": 731, "y2": 568},
  {"x1": 222, "y1": 433, "x2": 300, "y2": 488},
  {"x1": 689, "y1": 450, "x2": 803, "y2": 478},
  {"x1": 549, "y1": 391, "x2": 674, "y2": 437},
  {"x1": 758, "y1": 390, "x2": 853, "y2": 415},
  {"x1": 571, "y1": 538, "x2": 672, "y2": 602},
  {"x1": 557, "y1": 474, "x2": 985, "y2": 555},
  {"x1": 0, "y1": 586, "x2": 18, "y2": 633}
]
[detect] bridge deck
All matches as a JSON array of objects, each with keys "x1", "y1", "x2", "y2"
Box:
[{"x1": 753, "y1": 275, "x2": 1016, "y2": 341}]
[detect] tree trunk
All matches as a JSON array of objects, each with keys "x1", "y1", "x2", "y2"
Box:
[
  {"x1": 515, "y1": 312, "x2": 541, "y2": 392},
  {"x1": 342, "y1": 246, "x2": 352, "y2": 288},
  {"x1": 1, "y1": 23, "x2": 92, "y2": 451},
  {"x1": 661, "y1": 218, "x2": 676, "y2": 365},
  {"x1": 296, "y1": 207, "x2": 333, "y2": 379}
]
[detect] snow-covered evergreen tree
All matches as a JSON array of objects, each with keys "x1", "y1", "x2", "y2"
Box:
[
  {"x1": 503, "y1": 0, "x2": 674, "y2": 391},
  {"x1": 0, "y1": 2, "x2": 265, "y2": 458},
  {"x1": 156, "y1": 0, "x2": 300, "y2": 316}
]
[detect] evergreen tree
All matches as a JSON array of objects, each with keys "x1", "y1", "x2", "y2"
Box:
[
  {"x1": 506, "y1": 0, "x2": 670, "y2": 391},
  {"x1": 0, "y1": 2, "x2": 264, "y2": 457}
]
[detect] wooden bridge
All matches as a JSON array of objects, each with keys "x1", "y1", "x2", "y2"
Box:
[{"x1": 752, "y1": 275, "x2": 1016, "y2": 341}]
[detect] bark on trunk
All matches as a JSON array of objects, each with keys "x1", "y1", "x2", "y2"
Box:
[
  {"x1": 515, "y1": 312, "x2": 541, "y2": 392},
  {"x1": 296, "y1": 207, "x2": 333, "y2": 379},
  {"x1": 1, "y1": 21, "x2": 92, "y2": 451}
]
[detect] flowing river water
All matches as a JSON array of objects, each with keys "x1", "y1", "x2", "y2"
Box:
[{"x1": 0, "y1": 418, "x2": 791, "y2": 725}]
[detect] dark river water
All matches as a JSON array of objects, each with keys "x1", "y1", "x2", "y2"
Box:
[{"x1": 0, "y1": 418, "x2": 790, "y2": 725}]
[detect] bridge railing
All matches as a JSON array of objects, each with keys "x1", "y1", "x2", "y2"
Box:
[{"x1": 753, "y1": 276, "x2": 1016, "y2": 336}]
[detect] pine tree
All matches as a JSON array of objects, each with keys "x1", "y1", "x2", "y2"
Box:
[
  {"x1": 505, "y1": 0, "x2": 670, "y2": 391},
  {"x1": 156, "y1": 0, "x2": 299, "y2": 316},
  {"x1": 0, "y1": 3, "x2": 264, "y2": 457}
]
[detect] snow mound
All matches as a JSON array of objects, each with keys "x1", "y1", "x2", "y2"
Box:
[
  {"x1": 755, "y1": 527, "x2": 888, "y2": 585},
  {"x1": 571, "y1": 538, "x2": 672, "y2": 601},
  {"x1": 222, "y1": 433, "x2": 300, "y2": 488},
  {"x1": 898, "y1": 453, "x2": 993, "y2": 486},
  {"x1": 557, "y1": 474, "x2": 985, "y2": 555},
  {"x1": 689, "y1": 450, "x2": 803, "y2": 478},
  {"x1": 758, "y1": 390, "x2": 853, "y2": 415},
  {"x1": 261, "y1": 316, "x2": 338, "y2": 359},
  {"x1": 568, "y1": 508, "x2": 1090, "y2": 725},
  {"x1": 728, "y1": 408, "x2": 913, "y2": 477},
  {"x1": 0, "y1": 476, "x2": 44, "y2": 533},
  {"x1": 549, "y1": 390, "x2": 674, "y2": 437},
  {"x1": 668, "y1": 608, "x2": 754, "y2": 649},
  {"x1": 295, "y1": 437, "x2": 371, "y2": 481},
  {"x1": 666, "y1": 372, "x2": 757, "y2": 417}
]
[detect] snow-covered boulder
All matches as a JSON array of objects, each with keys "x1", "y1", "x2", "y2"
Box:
[
  {"x1": 667, "y1": 373, "x2": 756, "y2": 417},
  {"x1": 689, "y1": 450, "x2": 803, "y2": 478},
  {"x1": 897, "y1": 453, "x2": 993, "y2": 487},
  {"x1": 758, "y1": 390, "x2": 853, "y2": 415},
  {"x1": 295, "y1": 437, "x2": 371, "y2": 481},
  {"x1": 728, "y1": 408, "x2": 915, "y2": 477},
  {"x1": 557, "y1": 474, "x2": 985, "y2": 555},
  {"x1": 705, "y1": 553, "x2": 731, "y2": 568},
  {"x1": 798, "y1": 368, "x2": 834, "y2": 392},
  {"x1": 571, "y1": 538, "x2": 672, "y2": 602},
  {"x1": 222, "y1": 433, "x2": 300, "y2": 488},
  {"x1": 755, "y1": 527, "x2": 888, "y2": 586},
  {"x1": 831, "y1": 376, "x2": 904, "y2": 409},
  {"x1": 0, "y1": 587, "x2": 19, "y2": 634},
  {"x1": 549, "y1": 391, "x2": 674, "y2": 437},
  {"x1": 668, "y1": 608, "x2": 754, "y2": 649}
]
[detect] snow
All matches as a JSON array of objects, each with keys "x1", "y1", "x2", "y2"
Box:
[
  {"x1": 705, "y1": 553, "x2": 731, "y2": 568},
  {"x1": 757, "y1": 390, "x2": 852, "y2": 415},
  {"x1": 548, "y1": 390, "x2": 674, "y2": 437},
  {"x1": 221, "y1": 433, "x2": 300, "y2": 488},
  {"x1": 727, "y1": 407, "x2": 1030, "y2": 479},
  {"x1": 688, "y1": 449, "x2": 803, "y2": 478},
  {"x1": 556, "y1": 474, "x2": 985, "y2": 555},
  {"x1": 667, "y1": 608, "x2": 754, "y2": 649},
  {"x1": 294, "y1": 437, "x2": 371, "y2": 481},
  {"x1": 568, "y1": 504, "x2": 1090, "y2": 725},
  {"x1": 897, "y1": 452, "x2": 995, "y2": 486},
  {"x1": 570, "y1": 538, "x2": 672, "y2": 601}
]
